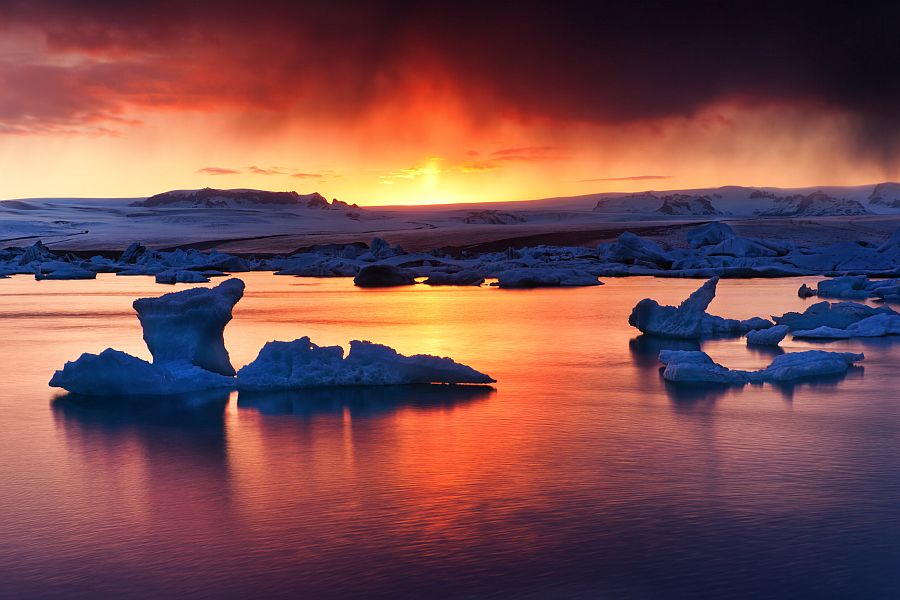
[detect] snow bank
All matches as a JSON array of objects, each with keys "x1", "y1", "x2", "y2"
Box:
[{"x1": 237, "y1": 337, "x2": 495, "y2": 390}]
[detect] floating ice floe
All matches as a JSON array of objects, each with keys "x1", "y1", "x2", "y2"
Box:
[
  {"x1": 628, "y1": 277, "x2": 772, "y2": 339},
  {"x1": 34, "y1": 261, "x2": 97, "y2": 281},
  {"x1": 798, "y1": 275, "x2": 900, "y2": 302},
  {"x1": 49, "y1": 349, "x2": 234, "y2": 396},
  {"x1": 237, "y1": 337, "x2": 495, "y2": 390},
  {"x1": 7, "y1": 220, "x2": 900, "y2": 285},
  {"x1": 353, "y1": 264, "x2": 416, "y2": 287},
  {"x1": 792, "y1": 313, "x2": 900, "y2": 339},
  {"x1": 746, "y1": 324, "x2": 790, "y2": 346},
  {"x1": 492, "y1": 267, "x2": 601, "y2": 288},
  {"x1": 49, "y1": 278, "x2": 495, "y2": 396},
  {"x1": 422, "y1": 270, "x2": 485, "y2": 286},
  {"x1": 773, "y1": 301, "x2": 896, "y2": 331},
  {"x1": 155, "y1": 269, "x2": 212, "y2": 284},
  {"x1": 658, "y1": 349, "x2": 864, "y2": 385}
]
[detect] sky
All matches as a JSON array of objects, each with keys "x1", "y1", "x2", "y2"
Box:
[{"x1": 2, "y1": 1, "x2": 900, "y2": 205}]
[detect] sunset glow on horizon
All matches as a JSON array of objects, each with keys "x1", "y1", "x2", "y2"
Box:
[{"x1": 2, "y1": 2, "x2": 900, "y2": 205}]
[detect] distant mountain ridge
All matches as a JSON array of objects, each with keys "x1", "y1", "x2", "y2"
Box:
[
  {"x1": 593, "y1": 187, "x2": 876, "y2": 217},
  {"x1": 869, "y1": 182, "x2": 900, "y2": 209},
  {"x1": 132, "y1": 188, "x2": 358, "y2": 210}
]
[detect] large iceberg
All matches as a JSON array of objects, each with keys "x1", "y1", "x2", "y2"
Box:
[
  {"x1": 134, "y1": 278, "x2": 244, "y2": 376},
  {"x1": 659, "y1": 349, "x2": 864, "y2": 385},
  {"x1": 50, "y1": 277, "x2": 495, "y2": 396},
  {"x1": 237, "y1": 337, "x2": 495, "y2": 390},
  {"x1": 50, "y1": 279, "x2": 245, "y2": 395}
]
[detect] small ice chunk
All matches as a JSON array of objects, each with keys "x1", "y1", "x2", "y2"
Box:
[
  {"x1": 658, "y1": 350, "x2": 749, "y2": 384},
  {"x1": 746, "y1": 324, "x2": 790, "y2": 346},
  {"x1": 798, "y1": 283, "x2": 817, "y2": 298}
]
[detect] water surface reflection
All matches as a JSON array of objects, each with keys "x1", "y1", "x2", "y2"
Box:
[{"x1": 1, "y1": 275, "x2": 899, "y2": 598}]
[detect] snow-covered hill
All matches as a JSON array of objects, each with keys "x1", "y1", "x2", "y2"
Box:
[
  {"x1": 133, "y1": 188, "x2": 357, "y2": 210},
  {"x1": 593, "y1": 186, "x2": 880, "y2": 217},
  {"x1": 2, "y1": 182, "x2": 900, "y2": 252}
]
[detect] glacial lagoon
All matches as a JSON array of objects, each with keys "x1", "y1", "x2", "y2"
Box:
[{"x1": 2, "y1": 273, "x2": 900, "y2": 598}]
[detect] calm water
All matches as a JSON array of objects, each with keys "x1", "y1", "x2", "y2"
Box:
[{"x1": 1, "y1": 273, "x2": 899, "y2": 599}]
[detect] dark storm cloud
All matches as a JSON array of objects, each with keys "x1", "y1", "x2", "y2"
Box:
[{"x1": 2, "y1": 0, "x2": 900, "y2": 150}]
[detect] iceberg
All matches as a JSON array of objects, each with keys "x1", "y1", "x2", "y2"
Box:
[
  {"x1": 155, "y1": 269, "x2": 211, "y2": 284},
  {"x1": 659, "y1": 349, "x2": 864, "y2": 384},
  {"x1": 50, "y1": 277, "x2": 496, "y2": 397},
  {"x1": 236, "y1": 337, "x2": 495, "y2": 390},
  {"x1": 685, "y1": 222, "x2": 736, "y2": 248},
  {"x1": 629, "y1": 277, "x2": 766, "y2": 338},
  {"x1": 604, "y1": 232, "x2": 673, "y2": 267},
  {"x1": 49, "y1": 349, "x2": 234, "y2": 396},
  {"x1": 493, "y1": 267, "x2": 600, "y2": 288},
  {"x1": 657, "y1": 350, "x2": 748, "y2": 384},
  {"x1": 34, "y1": 261, "x2": 97, "y2": 280},
  {"x1": 773, "y1": 301, "x2": 895, "y2": 331},
  {"x1": 792, "y1": 313, "x2": 900, "y2": 339},
  {"x1": 746, "y1": 324, "x2": 790, "y2": 346},
  {"x1": 422, "y1": 270, "x2": 485, "y2": 286},
  {"x1": 353, "y1": 264, "x2": 416, "y2": 287},
  {"x1": 629, "y1": 278, "x2": 716, "y2": 338},
  {"x1": 133, "y1": 278, "x2": 244, "y2": 376}
]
